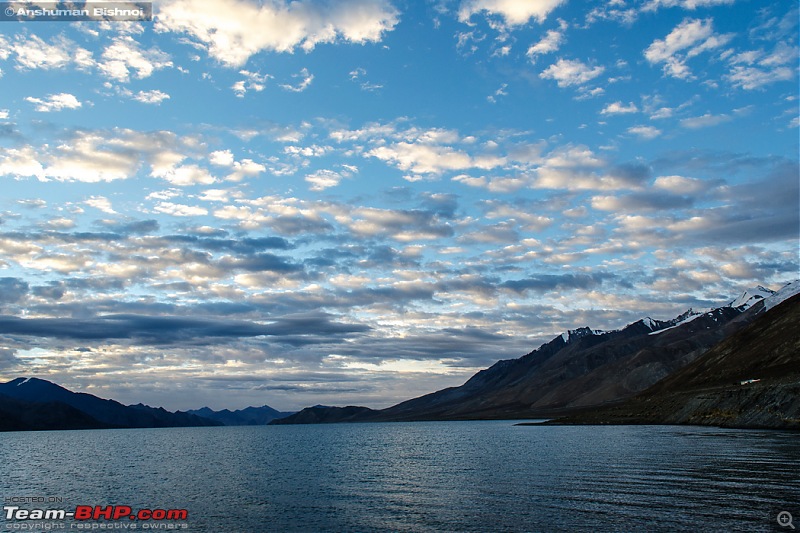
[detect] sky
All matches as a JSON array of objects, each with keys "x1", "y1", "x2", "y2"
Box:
[{"x1": 0, "y1": 0, "x2": 797, "y2": 411}]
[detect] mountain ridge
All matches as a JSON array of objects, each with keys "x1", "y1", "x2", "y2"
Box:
[{"x1": 273, "y1": 280, "x2": 799, "y2": 425}]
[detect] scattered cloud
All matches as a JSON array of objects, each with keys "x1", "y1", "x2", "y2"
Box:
[
  {"x1": 644, "y1": 18, "x2": 733, "y2": 79},
  {"x1": 526, "y1": 19, "x2": 568, "y2": 62},
  {"x1": 280, "y1": 68, "x2": 314, "y2": 92},
  {"x1": 458, "y1": 0, "x2": 567, "y2": 26},
  {"x1": 679, "y1": 113, "x2": 732, "y2": 128},
  {"x1": 132, "y1": 89, "x2": 170, "y2": 104},
  {"x1": 156, "y1": 0, "x2": 400, "y2": 67},
  {"x1": 25, "y1": 93, "x2": 83, "y2": 112},
  {"x1": 601, "y1": 101, "x2": 638, "y2": 115},
  {"x1": 540, "y1": 58, "x2": 605, "y2": 87},
  {"x1": 627, "y1": 125, "x2": 662, "y2": 139}
]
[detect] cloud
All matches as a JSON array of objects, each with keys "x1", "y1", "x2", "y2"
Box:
[
  {"x1": 153, "y1": 202, "x2": 209, "y2": 217},
  {"x1": 156, "y1": 0, "x2": 400, "y2": 67},
  {"x1": 627, "y1": 125, "x2": 662, "y2": 139},
  {"x1": 458, "y1": 0, "x2": 566, "y2": 26},
  {"x1": 540, "y1": 58, "x2": 605, "y2": 87},
  {"x1": 643, "y1": 0, "x2": 735, "y2": 11},
  {"x1": 349, "y1": 67, "x2": 383, "y2": 91},
  {"x1": 500, "y1": 273, "x2": 613, "y2": 294},
  {"x1": 280, "y1": 67, "x2": 314, "y2": 92},
  {"x1": 724, "y1": 39, "x2": 797, "y2": 90},
  {"x1": 0, "y1": 127, "x2": 215, "y2": 184},
  {"x1": 0, "y1": 313, "x2": 369, "y2": 344},
  {"x1": 97, "y1": 36, "x2": 172, "y2": 82},
  {"x1": 25, "y1": 93, "x2": 83, "y2": 112},
  {"x1": 305, "y1": 168, "x2": 355, "y2": 191},
  {"x1": 0, "y1": 278, "x2": 29, "y2": 304},
  {"x1": 133, "y1": 90, "x2": 170, "y2": 104},
  {"x1": 601, "y1": 101, "x2": 638, "y2": 115},
  {"x1": 2, "y1": 34, "x2": 94, "y2": 71},
  {"x1": 679, "y1": 113, "x2": 732, "y2": 129},
  {"x1": 85, "y1": 196, "x2": 117, "y2": 214},
  {"x1": 653, "y1": 175, "x2": 709, "y2": 194},
  {"x1": 644, "y1": 18, "x2": 733, "y2": 79},
  {"x1": 367, "y1": 142, "x2": 505, "y2": 176},
  {"x1": 526, "y1": 18, "x2": 568, "y2": 62},
  {"x1": 231, "y1": 70, "x2": 270, "y2": 97},
  {"x1": 591, "y1": 191, "x2": 693, "y2": 212}
]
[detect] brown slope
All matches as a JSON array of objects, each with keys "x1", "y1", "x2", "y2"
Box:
[
  {"x1": 371, "y1": 306, "x2": 753, "y2": 421},
  {"x1": 547, "y1": 293, "x2": 800, "y2": 429}
]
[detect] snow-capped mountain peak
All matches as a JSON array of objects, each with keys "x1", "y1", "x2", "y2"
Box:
[
  {"x1": 763, "y1": 280, "x2": 800, "y2": 311},
  {"x1": 728, "y1": 285, "x2": 775, "y2": 310}
]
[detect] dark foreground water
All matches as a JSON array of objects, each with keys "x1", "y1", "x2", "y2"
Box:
[{"x1": 1, "y1": 422, "x2": 798, "y2": 532}]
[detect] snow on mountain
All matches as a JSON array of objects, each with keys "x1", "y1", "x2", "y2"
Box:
[
  {"x1": 648, "y1": 309, "x2": 705, "y2": 336},
  {"x1": 728, "y1": 285, "x2": 775, "y2": 310},
  {"x1": 560, "y1": 327, "x2": 605, "y2": 345},
  {"x1": 764, "y1": 280, "x2": 800, "y2": 311}
]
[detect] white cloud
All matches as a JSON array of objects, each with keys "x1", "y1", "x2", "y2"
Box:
[
  {"x1": 627, "y1": 125, "x2": 662, "y2": 139},
  {"x1": 4, "y1": 34, "x2": 94, "y2": 71},
  {"x1": 0, "y1": 147, "x2": 45, "y2": 179},
  {"x1": 97, "y1": 36, "x2": 172, "y2": 82},
  {"x1": 679, "y1": 113, "x2": 732, "y2": 128},
  {"x1": 226, "y1": 159, "x2": 266, "y2": 182},
  {"x1": 85, "y1": 196, "x2": 117, "y2": 214},
  {"x1": 156, "y1": 0, "x2": 400, "y2": 67},
  {"x1": 653, "y1": 175, "x2": 707, "y2": 193},
  {"x1": 209, "y1": 150, "x2": 235, "y2": 166},
  {"x1": 280, "y1": 68, "x2": 314, "y2": 92},
  {"x1": 643, "y1": 0, "x2": 735, "y2": 11},
  {"x1": 725, "y1": 42, "x2": 797, "y2": 90},
  {"x1": 0, "y1": 109, "x2": 8, "y2": 119},
  {"x1": 486, "y1": 83, "x2": 508, "y2": 103},
  {"x1": 458, "y1": 0, "x2": 566, "y2": 26},
  {"x1": 368, "y1": 142, "x2": 505, "y2": 176},
  {"x1": 526, "y1": 19, "x2": 567, "y2": 62},
  {"x1": 306, "y1": 169, "x2": 345, "y2": 191},
  {"x1": 24, "y1": 93, "x2": 83, "y2": 112},
  {"x1": 601, "y1": 101, "x2": 638, "y2": 115},
  {"x1": 231, "y1": 70, "x2": 270, "y2": 97},
  {"x1": 153, "y1": 202, "x2": 209, "y2": 217},
  {"x1": 644, "y1": 18, "x2": 733, "y2": 79},
  {"x1": 540, "y1": 58, "x2": 605, "y2": 87},
  {"x1": 154, "y1": 164, "x2": 216, "y2": 186},
  {"x1": 132, "y1": 89, "x2": 170, "y2": 104}
]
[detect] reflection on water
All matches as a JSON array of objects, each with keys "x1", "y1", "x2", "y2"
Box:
[{"x1": 1, "y1": 422, "x2": 798, "y2": 531}]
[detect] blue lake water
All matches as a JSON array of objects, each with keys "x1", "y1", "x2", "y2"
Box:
[{"x1": 1, "y1": 421, "x2": 798, "y2": 531}]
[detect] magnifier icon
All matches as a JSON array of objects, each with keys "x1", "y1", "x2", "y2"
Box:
[{"x1": 779, "y1": 511, "x2": 795, "y2": 530}]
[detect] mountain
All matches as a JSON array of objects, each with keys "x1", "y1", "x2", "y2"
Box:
[
  {"x1": 0, "y1": 378, "x2": 221, "y2": 430},
  {"x1": 272, "y1": 280, "x2": 799, "y2": 425},
  {"x1": 270, "y1": 405, "x2": 376, "y2": 425},
  {"x1": 0, "y1": 393, "x2": 111, "y2": 431},
  {"x1": 544, "y1": 292, "x2": 800, "y2": 429},
  {"x1": 187, "y1": 405, "x2": 294, "y2": 425}
]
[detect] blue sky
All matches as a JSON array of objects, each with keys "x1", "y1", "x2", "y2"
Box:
[{"x1": 0, "y1": 0, "x2": 797, "y2": 410}]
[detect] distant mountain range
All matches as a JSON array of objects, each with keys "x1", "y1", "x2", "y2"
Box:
[
  {"x1": 273, "y1": 280, "x2": 800, "y2": 426},
  {"x1": 0, "y1": 378, "x2": 221, "y2": 430},
  {"x1": 187, "y1": 405, "x2": 294, "y2": 425},
  {"x1": 3, "y1": 281, "x2": 797, "y2": 431},
  {"x1": 0, "y1": 378, "x2": 293, "y2": 431}
]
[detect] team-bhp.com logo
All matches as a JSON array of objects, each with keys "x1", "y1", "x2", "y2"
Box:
[{"x1": 4, "y1": 504, "x2": 187, "y2": 522}]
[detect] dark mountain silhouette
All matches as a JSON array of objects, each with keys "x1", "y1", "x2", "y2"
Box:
[
  {"x1": 0, "y1": 393, "x2": 110, "y2": 431},
  {"x1": 543, "y1": 293, "x2": 800, "y2": 428},
  {"x1": 274, "y1": 281, "x2": 798, "y2": 425},
  {"x1": 270, "y1": 405, "x2": 375, "y2": 425},
  {"x1": 187, "y1": 405, "x2": 294, "y2": 425},
  {"x1": 0, "y1": 378, "x2": 221, "y2": 430}
]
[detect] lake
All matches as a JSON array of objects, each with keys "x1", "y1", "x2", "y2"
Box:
[{"x1": 1, "y1": 422, "x2": 798, "y2": 531}]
